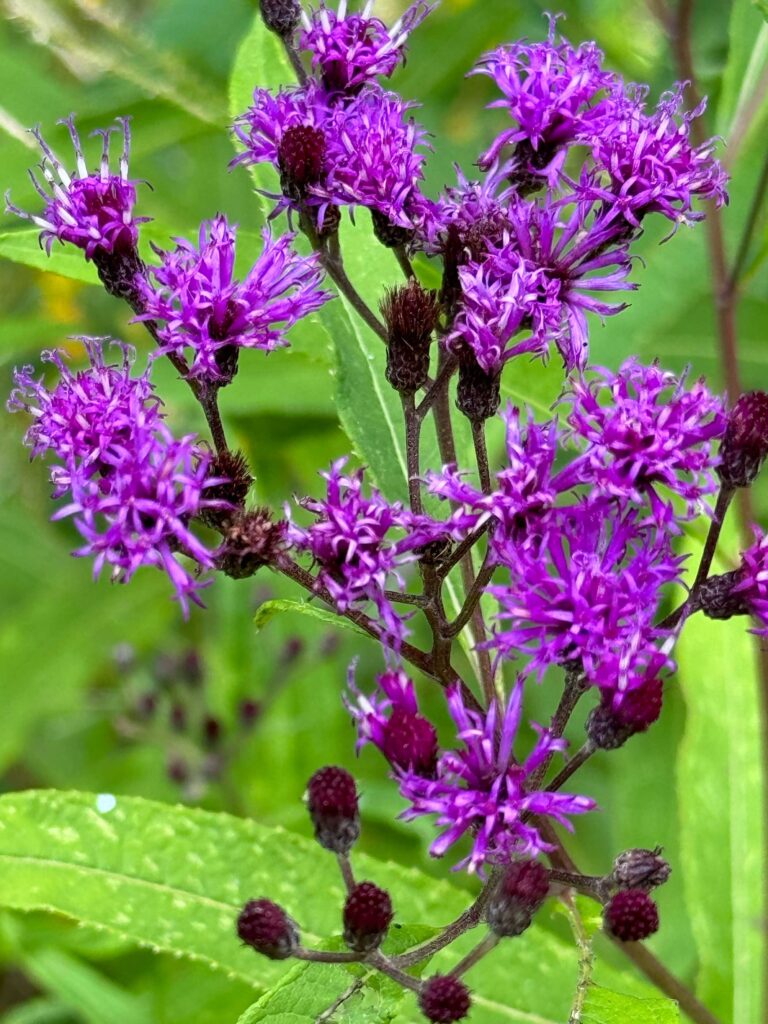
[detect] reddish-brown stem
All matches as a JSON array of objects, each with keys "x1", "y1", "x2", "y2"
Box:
[
  {"x1": 471, "y1": 420, "x2": 492, "y2": 495},
  {"x1": 402, "y1": 391, "x2": 423, "y2": 514}
]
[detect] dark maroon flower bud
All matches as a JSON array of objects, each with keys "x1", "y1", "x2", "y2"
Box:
[
  {"x1": 697, "y1": 570, "x2": 750, "y2": 620},
  {"x1": 455, "y1": 350, "x2": 501, "y2": 423},
  {"x1": 382, "y1": 707, "x2": 439, "y2": 776},
  {"x1": 134, "y1": 691, "x2": 157, "y2": 720},
  {"x1": 237, "y1": 898, "x2": 300, "y2": 959},
  {"x1": 215, "y1": 508, "x2": 286, "y2": 579},
  {"x1": 612, "y1": 848, "x2": 671, "y2": 892},
  {"x1": 371, "y1": 209, "x2": 415, "y2": 250},
  {"x1": 342, "y1": 881, "x2": 394, "y2": 952},
  {"x1": 604, "y1": 889, "x2": 659, "y2": 942},
  {"x1": 180, "y1": 648, "x2": 204, "y2": 689},
  {"x1": 169, "y1": 702, "x2": 187, "y2": 733},
  {"x1": 418, "y1": 975, "x2": 472, "y2": 1023},
  {"x1": 202, "y1": 715, "x2": 222, "y2": 748},
  {"x1": 259, "y1": 0, "x2": 301, "y2": 38},
  {"x1": 718, "y1": 391, "x2": 768, "y2": 489},
  {"x1": 166, "y1": 756, "x2": 189, "y2": 785},
  {"x1": 92, "y1": 245, "x2": 146, "y2": 308},
  {"x1": 239, "y1": 698, "x2": 262, "y2": 729},
  {"x1": 197, "y1": 450, "x2": 253, "y2": 528},
  {"x1": 278, "y1": 125, "x2": 327, "y2": 196},
  {"x1": 486, "y1": 859, "x2": 550, "y2": 937},
  {"x1": 306, "y1": 765, "x2": 360, "y2": 853},
  {"x1": 380, "y1": 279, "x2": 439, "y2": 395},
  {"x1": 279, "y1": 636, "x2": 305, "y2": 667},
  {"x1": 587, "y1": 679, "x2": 663, "y2": 750}
]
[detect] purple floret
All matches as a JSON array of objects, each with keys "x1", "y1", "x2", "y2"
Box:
[
  {"x1": 299, "y1": 0, "x2": 434, "y2": 93},
  {"x1": 6, "y1": 115, "x2": 148, "y2": 258},
  {"x1": 137, "y1": 214, "x2": 331, "y2": 381},
  {"x1": 398, "y1": 678, "x2": 595, "y2": 873}
]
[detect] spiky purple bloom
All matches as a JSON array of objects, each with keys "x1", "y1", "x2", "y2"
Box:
[
  {"x1": 137, "y1": 215, "x2": 331, "y2": 381},
  {"x1": 346, "y1": 665, "x2": 438, "y2": 775},
  {"x1": 733, "y1": 529, "x2": 768, "y2": 633},
  {"x1": 232, "y1": 83, "x2": 431, "y2": 230},
  {"x1": 299, "y1": 0, "x2": 433, "y2": 93},
  {"x1": 288, "y1": 459, "x2": 445, "y2": 646},
  {"x1": 427, "y1": 405, "x2": 569, "y2": 550},
  {"x1": 8, "y1": 340, "x2": 221, "y2": 614},
  {"x1": 490, "y1": 508, "x2": 683, "y2": 692},
  {"x1": 447, "y1": 198, "x2": 634, "y2": 373},
  {"x1": 399, "y1": 678, "x2": 595, "y2": 873},
  {"x1": 563, "y1": 359, "x2": 726, "y2": 522},
  {"x1": 417, "y1": 162, "x2": 514, "y2": 259},
  {"x1": 580, "y1": 83, "x2": 729, "y2": 227},
  {"x1": 472, "y1": 18, "x2": 617, "y2": 180},
  {"x1": 6, "y1": 116, "x2": 147, "y2": 258}
]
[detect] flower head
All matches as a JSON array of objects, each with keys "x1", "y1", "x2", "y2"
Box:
[
  {"x1": 580, "y1": 83, "x2": 729, "y2": 227},
  {"x1": 563, "y1": 359, "x2": 726, "y2": 522},
  {"x1": 733, "y1": 529, "x2": 768, "y2": 633},
  {"x1": 490, "y1": 507, "x2": 682, "y2": 691},
  {"x1": 137, "y1": 215, "x2": 331, "y2": 381},
  {"x1": 9, "y1": 340, "x2": 221, "y2": 613},
  {"x1": 399, "y1": 679, "x2": 595, "y2": 873},
  {"x1": 300, "y1": 0, "x2": 433, "y2": 93},
  {"x1": 472, "y1": 18, "x2": 617, "y2": 179},
  {"x1": 6, "y1": 116, "x2": 147, "y2": 258}
]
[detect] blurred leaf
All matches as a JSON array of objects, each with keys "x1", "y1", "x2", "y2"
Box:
[
  {"x1": 0, "y1": 999, "x2": 73, "y2": 1024},
  {"x1": 581, "y1": 985, "x2": 680, "y2": 1023},
  {"x1": 0, "y1": 230, "x2": 99, "y2": 286},
  {"x1": 676, "y1": 532, "x2": 765, "y2": 1023},
  {"x1": 755, "y1": 1, "x2": 768, "y2": 21},
  {"x1": 20, "y1": 947, "x2": 152, "y2": 1024},
  {"x1": 717, "y1": 1, "x2": 768, "y2": 158},
  {"x1": 254, "y1": 598, "x2": 367, "y2": 638}
]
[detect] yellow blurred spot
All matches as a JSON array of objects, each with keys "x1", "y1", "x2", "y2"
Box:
[{"x1": 37, "y1": 272, "x2": 83, "y2": 326}]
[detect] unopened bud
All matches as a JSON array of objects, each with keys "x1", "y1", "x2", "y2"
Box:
[
  {"x1": 604, "y1": 889, "x2": 659, "y2": 942},
  {"x1": 278, "y1": 125, "x2": 326, "y2": 198},
  {"x1": 455, "y1": 351, "x2": 501, "y2": 422},
  {"x1": 306, "y1": 765, "x2": 360, "y2": 853},
  {"x1": 198, "y1": 450, "x2": 253, "y2": 529},
  {"x1": 381, "y1": 707, "x2": 438, "y2": 776},
  {"x1": 486, "y1": 859, "x2": 550, "y2": 937},
  {"x1": 371, "y1": 209, "x2": 415, "y2": 250},
  {"x1": 718, "y1": 391, "x2": 768, "y2": 489},
  {"x1": 259, "y1": 0, "x2": 301, "y2": 38},
  {"x1": 380, "y1": 279, "x2": 439, "y2": 394},
  {"x1": 419, "y1": 975, "x2": 472, "y2": 1023},
  {"x1": 215, "y1": 508, "x2": 286, "y2": 579},
  {"x1": 343, "y1": 881, "x2": 394, "y2": 952},
  {"x1": 237, "y1": 898, "x2": 299, "y2": 959},
  {"x1": 612, "y1": 848, "x2": 671, "y2": 892},
  {"x1": 697, "y1": 570, "x2": 750, "y2": 620},
  {"x1": 587, "y1": 679, "x2": 663, "y2": 750}
]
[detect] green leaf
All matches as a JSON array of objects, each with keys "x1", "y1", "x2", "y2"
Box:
[
  {"x1": 253, "y1": 598, "x2": 367, "y2": 638},
  {"x1": 581, "y1": 986, "x2": 680, "y2": 1024},
  {"x1": 754, "y1": 1, "x2": 768, "y2": 21},
  {"x1": 676, "y1": 533, "x2": 765, "y2": 1023},
  {"x1": 0, "y1": 230, "x2": 100, "y2": 285},
  {"x1": 717, "y1": 1, "x2": 768, "y2": 146}
]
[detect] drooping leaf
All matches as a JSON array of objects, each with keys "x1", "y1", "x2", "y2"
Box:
[{"x1": 253, "y1": 598, "x2": 368, "y2": 638}]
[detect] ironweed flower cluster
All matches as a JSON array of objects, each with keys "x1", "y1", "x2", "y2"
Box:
[{"x1": 7, "y1": 3, "x2": 760, "y2": 1020}]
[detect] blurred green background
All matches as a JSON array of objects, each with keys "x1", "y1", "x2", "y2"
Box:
[{"x1": 0, "y1": 1, "x2": 766, "y2": 1022}]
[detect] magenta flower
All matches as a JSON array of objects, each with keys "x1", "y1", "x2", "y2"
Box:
[
  {"x1": 472, "y1": 17, "x2": 617, "y2": 180},
  {"x1": 8, "y1": 340, "x2": 221, "y2": 614},
  {"x1": 287, "y1": 459, "x2": 443, "y2": 646},
  {"x1": 346, "y1": 665, "x2": 438, "y2": 775},
  {"x1": 6, "y1": 115, "x2": 147, "y2": 258},
  {"x1": 490, "y1": 507, "x2": 683, "y2": 691},
  {"x1": 579, "y1": 83, "x2": 729, "y2": 227},
  {"x1": 733, "y1": 530, "x2": 768, "y2": 633},
  {"x1": 399, "y1": 679, "x2": 595, "y2": 873},
  {"x1": 563, "y1": 359, "x2": 726, "y2": 522},
  {"x1": 137, "y1": 214, "x2": 331, "y2": 381},
  {"x1": 300, "y1": 0, "x2": 434, "y2": 93}
]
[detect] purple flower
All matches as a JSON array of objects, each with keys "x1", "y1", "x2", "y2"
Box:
[
  {"x1": 6, "y1": 115, "x2": 148, "y2": 259},
  {"x1": 346, "y1": 664, "x2": 438, "y2": 775},
  {"x1": 300, "y1": 0, "x2": 434, "y2": 93},
  {"x1": 287, "y1": 458, "x2": 441, "y2": 646},
  {"x1": 8, "y1": 340, "x2": 221, "y2": 614},
  {"x1": 448, "y1": 197, "x2": 634, "y2": 373},
  {"x1": 399, "y1": 678, "x2": 595, "y2": 873},
  {"x1": 490, "y1": 507, "x2": 682, "y2": 691},
  {"x1": 416, "y1": 162, "x2": 514, "y2": 259},
  {"x1": 427, "y1": 405, "x2": 568, "y2": 549},
  {"x1": 563, "y1": 359, "x2": 726, "y2": 522},
  {"x1": 734, "y1": 530, "x2": 768, "y2": 632},
  {"x1": 137, "y1": 214, "x2": 331, "y2": 381},
  {"x1": 472, "y1": 17, "x2": 617, "y2": 180},
  {"x1": 579, "y1": 83, "x2": 729, "y2": 227},
  {"x1": 232, "y1": 83, "x2": 431, "y2": 230}
]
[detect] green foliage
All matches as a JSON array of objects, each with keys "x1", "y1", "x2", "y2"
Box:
[
  {"x1": 582, "y1": 986, "x2": 680, "y2": 1024},
  {"x1": 253, "y1": 598, "x2": 367, "y2": 638}
]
